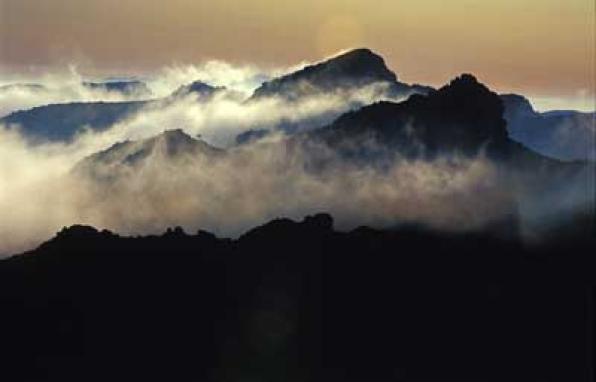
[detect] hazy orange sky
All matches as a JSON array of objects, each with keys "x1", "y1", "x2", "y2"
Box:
[{"x1": 0, "y1": 0, "x2": 594, "y2": 103}]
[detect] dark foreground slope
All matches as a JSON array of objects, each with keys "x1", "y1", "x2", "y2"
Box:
[{"x1": 1, "y1": 214, "x2": 594, "y2": 382}]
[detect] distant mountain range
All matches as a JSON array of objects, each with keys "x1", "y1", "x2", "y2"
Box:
[
  {"x1": 0, "y1": 81, "x2": 220, "y2": 143},
  {"x1": 2, "y1": 48, "x2": 593, "y2": 161},
  {"x1": 501, "y1": 94, "x2": 595, "y2": 161},
  {"x1": 1, "y1": 101, "x2": 146, "y2": 142},
  {"x1": 75, "y1": 74, "x2": 512, "y2": 173},
  {"x1": 77, "y1": 73, "x2": 583, "y2": 180},
  {"x1": 71, "y1": 72, "x2": 591, "y2": 246}
]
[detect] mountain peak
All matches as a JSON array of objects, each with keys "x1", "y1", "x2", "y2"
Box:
[
  {"x1": 312, "y1": 74, "x2": 510, "y2": 159},
  {"x1": 144, "y1": 129, "x2": 222, "y2": 158},
  {"x1": 449, "y1": 73, "x2": 480, "y2": 85},
  {"x1": 159, "y1": 128, "x2": 193, "y2": 142},
  {"x1": 171, "y1": 81, "x2": 221, "y2": 98},
  {"x1": 251, "y1": 48, "x2": 398, "y2": 100},
  {"x1": 431, "y1": 74, "x2": 505, "y2": 120},
  {"x1": 438, "y1": 74, "x2": 489, "y2": 95},
  {"x1": 73, "y1": 129, "x2": 224, "y2": 179},
  {"x1": 321, "y1": 48, "x2": 396, "y2": 81},
  {"x1": 338, "y1": 47, "x2": 375, "y2": 56}
]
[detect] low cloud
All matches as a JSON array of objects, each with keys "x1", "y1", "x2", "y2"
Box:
[
  {"x1": 0, "y1": 61, "x2": 593, "y2": 256},
  {"x1": 0, "y1": 66, "x2": 151, "y2": 118},
  {"x1": 0, "y1": 128, "x2": 516, "y2": 256},
  {"x1": 144, "y1": 61, "x2": 272, "y2": 98},
  {"x1": 89, "y1": 80, "x2": 399, "y2": 148}
]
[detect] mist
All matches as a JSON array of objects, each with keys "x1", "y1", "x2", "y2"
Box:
[
  {"x1": 0, "y1": 60, "x2": 282, "y2": 118},
  {"x1": 0, "y1": 61, "x2": 593, "y2": 256},
  {"x1": 0, "y1": 123, "x2": 518, "y2": 256}
]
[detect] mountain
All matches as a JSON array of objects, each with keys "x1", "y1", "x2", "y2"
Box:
[
  {"x1": 82, "y1": 80, "x2": 152, "y2": 97},
  {"x1": 0, "y1": 214, "x2": 593, "y2": 381},
  {"x1": 73, "y1": 74, "x2": 589, "y2": 188},
  {"x1": 0, "y1": 80, "x2": 221, "y2": 144},
  {"x1": 170, "y1": 80, "x2": 224, "y2": 99},
  {"x1": 74, "y1": 128, "x2": 224, "y2": 179},
  {"x1": 6, "y1": 50, "x2": 590, "y2": 154},
  {"x1": 501, "y1": 94, "x2": 595, "y2": 161},
  {"x1": 73, "y1": 75, "x2": 506, "y2": 176},
  {"x1": 1, "y1": 101, "x2": 147, "y2": 143},
  {"x1": 302, "y1": 74, "x2": 511, "y2": 161},
  {"x1": 250, "y1": 48, "x2": 433, "y2": 101}
]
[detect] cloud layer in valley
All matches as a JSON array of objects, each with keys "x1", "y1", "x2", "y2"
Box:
[
  {"x1": 0, "y1": 59, "x2": 410, "y2": 254},
  {"x1": 0, "y1": 126, "x2": 517, "y2": 256},
  {"x1": 0, "y1": 60, "x2": 593, "y2": 256}
]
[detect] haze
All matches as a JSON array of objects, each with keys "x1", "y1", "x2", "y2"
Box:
[{"x1": 1, "y1": 0, "x2": 594, "y2": 110}]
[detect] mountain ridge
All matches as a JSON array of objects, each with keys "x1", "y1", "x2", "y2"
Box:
[
  {"x1": 1, "y1": 212, "x2": 593, "y2": 381},
  {"x1": 250, "y1": 48, "x2": 432, "y2": 101},
  {"x1": 302, "y1": 73, "x2": 510, "y2": 161}
]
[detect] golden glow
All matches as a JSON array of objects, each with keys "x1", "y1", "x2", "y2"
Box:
[
  {"x1": 0, "y1": 0, "x2": 594, "y2": 98},
  {"x1": 316, "y1": 15, "x2": 365, "y2": 58}
]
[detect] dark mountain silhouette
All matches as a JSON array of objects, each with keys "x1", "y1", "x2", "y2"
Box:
[
  {"x1": 292, "y1": 73, "x2": 592, "y2": 191},
  {"x1": 70, "y1": 74, "x2": 590, "y2": 219},
  {"x1": 0, "y1": 214, "x2": 593, "y2": 381},
  {"x1": 501, "y1": 94, "x2": 595, "y2": 161},
  {"x1": 82, "y1": 80, "x2": 152, "y2": 97},
  {"x1": 301, "y1": 74, "x2": 512, "y2": 162},
  {"x1": 3, "y1": 50, "x2": 590, "y2": 153},
  {"x1": 250, "y1": 48, "x2": 434, "y2": 101},
  {"x1": 74, "y1": 75, "x2": 513, "y2": 175},
  {"x1": 2, "y1": 49, "x2": 437, "y2": 145},
  {"x1": 284, "y1": 74, "x2": 593, "y2": 231}
]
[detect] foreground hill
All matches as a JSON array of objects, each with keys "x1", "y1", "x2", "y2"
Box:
[{"x1": 0, "y1": 214, "x2": 593, "y2": 381}]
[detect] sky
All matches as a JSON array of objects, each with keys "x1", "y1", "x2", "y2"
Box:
[{"x1": 0, "y1": 0, "x2": 594, "y2": 109}]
